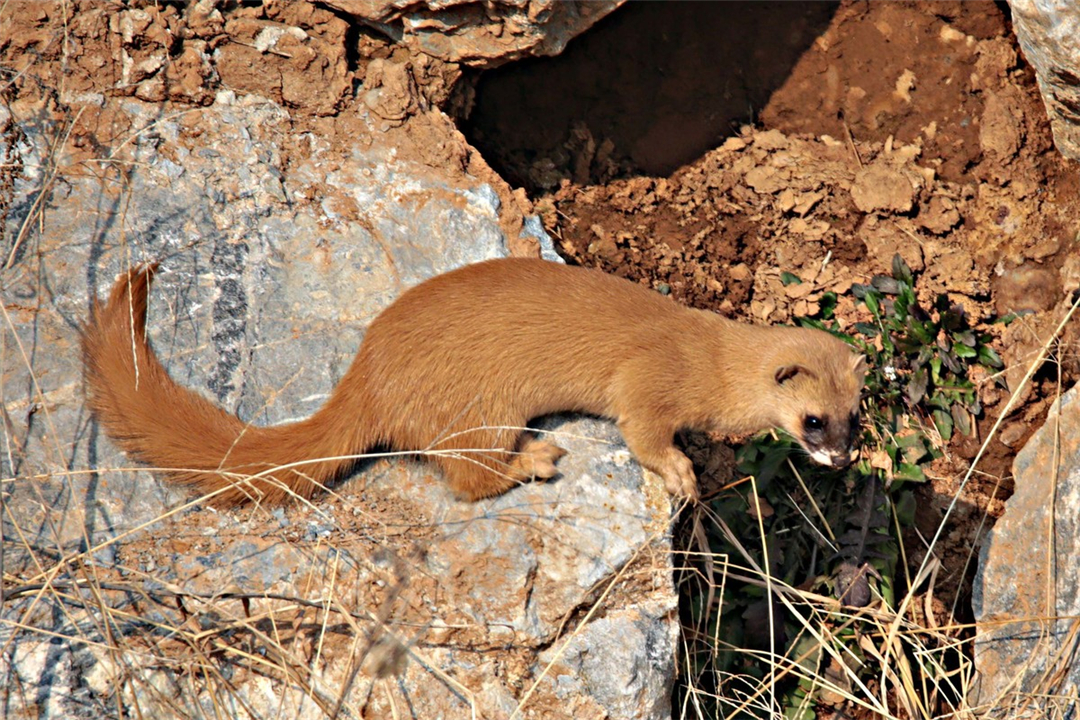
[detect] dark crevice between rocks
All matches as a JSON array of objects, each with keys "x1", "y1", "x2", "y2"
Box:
[
  {"x1": 458, "y1": 1, "x2": 839, "y2": 194},
  {"x1": 312, "y1": 1, "x2": 375, "y2": 76}
]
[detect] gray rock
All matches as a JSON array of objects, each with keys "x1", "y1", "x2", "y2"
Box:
[
  {"x1": 1, "y1": 91, "x2": 676, "y2": 718},
  {"x1": 523, "y1": 214, "x2": 563, "y2": 263},
  {"x1": 973, "y1": 385, "x2": 1080, "y2": 714},
  {"x1": 1007, "y1": 0, "x2": 1080, "y2": 160},
  {"x1": 324, "y1": 0, "x2": 625, "y2": 67},
  {"x1": 537, "y1": 600, "x2": 676, "y2": 719}
]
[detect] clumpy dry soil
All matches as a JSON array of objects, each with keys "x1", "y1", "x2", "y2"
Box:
[{"x1": 466, "y1": 1, "x2": 1080, "y2": 618}]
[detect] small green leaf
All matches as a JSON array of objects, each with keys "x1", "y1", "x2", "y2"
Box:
[
  {"x1": 932, "y1": 408, "x2": 954, "y2": 441},
  {"x1": 872, "y1": 275, "x2": 902, "y2": 295},
  {"x1": 735, "y1": 442, "x2": 761, "y2": 469},
  {"x1": 954, "y1": 343, "x2": 977, "y2": 359},
  {"x1": 926, "y1": 391, "x2": 951, "y2": 411},
  {"x1": 953, "y1": 330, "x2": 977, "y2": 347},
  {"x1": 854, "y1": 321, "x2": 879, "y2": 336},
  {"x1": 893, "y1": 291, "x2": 911, "y2": 319},
  {"x1": 747, "y1": 440, "x2": 791, "y2": 487},
  {"x1": 851, "y1": 283, "x2": 871, "y2": 300},
  {"x1": 902, "y1": 437, "x2": 929, "y2": 464},
  {"x1": 907, "y1": 317, "x2": 934, "y2": 345},
  {"x1": 892, "y1": 253, "x2": 914, "y2": 285},
  {"x1": 894, "y1": 490, "x2": 917, "y2": 526},
  {"x1": 783, "y1": 688, "x2": 816, "y2": 720},
  {"x1": 864, "y1": 291, "x2": 881, "y2": 317},
  {"x1": 952, "y1": 403, "x2": 972, "y2": 435},
  {"x1": 940, "y1": 310, "x2": 964, "y2": 333},
  {"x1": 929, "y1": 357, "x2": 943, "y2": 384},
  {"x1": 819, "y1": 291, "x2": 838, "y2": 319},
  {"x1": 914, "y1": 345, "x2": 934, "y2": 370},
  {"x1": 942, "y1": 352, "x2": 965, "y2": 375},
  {"x1": 895, "y1": 462, "x2": 928, "y2": 483},
  {"x1": 906, "y1": 368, "x2": 929, "y2": 406},
  {"x1": 978, "y1": 345, "x2": 1004, "y2": 369},
  {"x1": 993, "y1": 310, "x2": 1033, "y2": 325},
  {"x1": 781, "y1": 272, "x2": 803, "y2": 286},
  {"x1": 895, "y1": 335, "x2": 923, "y2": 354},
  {"x1": 993, "y1": 312, "x2": 1017, "y2": 325}
]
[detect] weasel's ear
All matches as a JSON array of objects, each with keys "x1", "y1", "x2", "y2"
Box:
[
  {"x1": 775, "y1": 365, "x2": 812, "y2": 385},
  {"x1": 850, "y1": 354, "x2": 868, "y2": 376}
]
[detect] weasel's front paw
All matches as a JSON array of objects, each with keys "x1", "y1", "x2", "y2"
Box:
[{"x1": 660, "y1": 450, "x2": 699, "y2": 501}]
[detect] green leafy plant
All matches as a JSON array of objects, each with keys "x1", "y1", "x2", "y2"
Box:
[
  {"x1": 803, "y1": 253, "x2": 1002, "y2": 483},
  {"x1": 679, "y1": 254, "x2": 1004, "y2": 719}
]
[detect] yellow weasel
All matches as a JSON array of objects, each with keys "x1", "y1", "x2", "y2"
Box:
[{"x1": 82, "y1": 258, "x2": 865, "y2": 505}]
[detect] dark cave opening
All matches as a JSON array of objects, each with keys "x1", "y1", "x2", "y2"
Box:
[{"x1": 459, "y1": 1, "x2": 839, "y2": 192}]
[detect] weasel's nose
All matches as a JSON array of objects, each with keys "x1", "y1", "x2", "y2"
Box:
[
  {"x1": 810, "y1": 448, "x2": 855, "y2": 469},
  {"x1": 829, "y1": 453, "x2": 853, "y2": 470},
  {"x1": 832, "y1": 448, "x2": 860, "y2": 469}
]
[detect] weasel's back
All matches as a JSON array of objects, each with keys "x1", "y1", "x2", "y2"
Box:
[
  {"x1": 358, "y1": 258, "x2": 692, "y2": 413},
  {"x1": 377, "y1": 258, "x2": 689, "y2": 353}
]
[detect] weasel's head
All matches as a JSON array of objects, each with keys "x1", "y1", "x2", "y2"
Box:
[{"x1": 769, "y1": 331, "x2": 867, "y2": 469}]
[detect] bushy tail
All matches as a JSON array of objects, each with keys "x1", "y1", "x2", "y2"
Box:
[{"x1": 82, "y1": 265, "x2": 365, "y2": 505}]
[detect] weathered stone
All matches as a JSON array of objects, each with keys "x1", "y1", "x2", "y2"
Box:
[
  {"x1": 325, "y1": 0, "x2": 625, "y2": 67},
  {"x1": 850, "y1": 161, "x2": 919, "y2": 214},
  {"x1": 992, "y1": 263, "x2": 1063, "y2": 315},
  {"x1": 536, "y1": 600, "x2": 676, "y2": 718},
  {"x1": 973, "y1": 385, "x2": 1080, "y2": 712},
  {"x1": 1007, "y1": 0, "x2": 1080, "y2": 160}
]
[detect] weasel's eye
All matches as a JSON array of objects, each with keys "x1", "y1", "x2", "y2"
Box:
[{"x1": 805, "y1": 416, "x2": 825, "y2": 432}]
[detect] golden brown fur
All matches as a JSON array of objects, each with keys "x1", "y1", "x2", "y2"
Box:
[{"x1": 82, "y1": 258, "x2": 866, "y2": 505}]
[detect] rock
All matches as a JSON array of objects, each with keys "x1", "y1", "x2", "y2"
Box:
[
  {"x1": 860, "y1": 221, "x2": 925, "y2": 275},
  {"x1": 326, "y1": 0, "x2": 625, "y2": 68},
  {"x1": 536, "y1": 601, "x2": 676, "y2": 718},
  {"x1": 1063, "y1": 253, "x2": 1080, "y2": 295},
  {"x1": 1023, "y1": 234, "x2": 1062, "y2": 262},
  {"x1": 0, "y1": 91, "x2": 675, "y2": 719},
  {"x1": 216, "y1": 10, "x2": 353, "y2": 115},
  {"x1": 850, "y1": 161, "x2": 918, "y2": 213},
  {"x1": 996, "y1": 420, "x2": 1029, "y2": 448},
  {"x1": 992, "y1": 264, "x2": 1063, "y2": 315},
  {"x1": 1007, "y1": 0, "x2": 1080, "y2": 160},
  {"x1": 923, "y1": 241, "x2": 983, "y2": 297},
  {"x1": 974, "y1": 385, "x2": 1080, "y2": 708},
  {"x1": 915, "y1": 195, "x2": 962, "y2": 235},
  {"x1": 979, "y1": 88, "x2": 1024, "y2": 160},
  {"x1": 2, "y1": 1, "x2": 620, "y2": 118},
  {"x1": 998, "y1": 311, "x2": 1060, "y2": 401}
]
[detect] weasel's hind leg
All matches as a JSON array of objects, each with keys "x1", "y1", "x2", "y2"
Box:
[
  {"x1": 429, "y1": 428, "x2": 567, "y2": 501},
  {"x1": 513, "y1": 438, "x2": 567, "y2": 480}
]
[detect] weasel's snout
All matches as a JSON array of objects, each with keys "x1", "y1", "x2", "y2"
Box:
[{"x1": 809, "y1": 448, "x2": 859, "y2": 469}]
